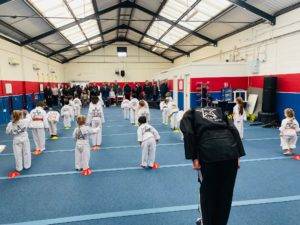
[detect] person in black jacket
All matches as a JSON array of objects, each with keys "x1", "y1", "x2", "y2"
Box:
[
  {"x1": 180, "y1": 107, "x2": 245, "y2": 225},
  {"x1": 124, "y1": 83, "x2": 131, "y2": 100}
]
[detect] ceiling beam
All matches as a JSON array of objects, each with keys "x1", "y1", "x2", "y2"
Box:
[
  {"x1": 125, "y1": 38, "x2": 173, "y2": 63},
  {"x1": 63, "y1": 39, "x2": 118, "y2": 63},
  {"x1": 92, "y1": 0, "x2": 105, "y2": 42},
  {"x1": 20, "y1": 2, "x2": 124, "y2": 46},
  {"x1": 0, "y1": 0, "x2": 12, "y2": 5},
  {"x1": 125, "y1": 0, "x2": 136, "y2": 39},
  {"x1": 48, "y1": 26, "x2": 119, "y2": 57},
  {"x1": 117, "y1": 0, "x2": 122, "y2": 38},
  {"x1": 129, "y1": 2, "x2": 216, "y2": 45},
  {"x1": 227, "y1": 0, "x2": 276, "y2": 25},
  {"x1": 126, "y1": 25, "x2": 188, "y2": 55},
  {"x1": 137, "y1": 0, "x2": 168, "y2": 44},
  {"x1": 0, "y1": 19, "x2": 67, "y2": 62}
]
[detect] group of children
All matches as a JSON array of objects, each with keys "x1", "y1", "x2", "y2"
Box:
[{"x1": 6, "y1": 94, "x2": 105, "y2": 178}]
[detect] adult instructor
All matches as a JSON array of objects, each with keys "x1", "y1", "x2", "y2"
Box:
[{"x1": 180, "y1": 107, "x2": 245, "y2": 225}]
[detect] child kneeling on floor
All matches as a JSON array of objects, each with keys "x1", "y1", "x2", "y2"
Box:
[
  {"x1": 73, "y1": 115, "x2": 99, "y2": 176},
  {"x1": 279, "y1": 108, "x2": 300, "y2": 156},
  {"x1": 137, "y1": 116, "x2": 160, "y2": 169},
  {"x1": 6, "y1": 110, "x2": 31, "y2": 178}
]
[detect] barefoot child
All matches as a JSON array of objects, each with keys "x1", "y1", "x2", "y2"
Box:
[
  {"x1": 6, "y1": 110, "x2": 31, "y2": 177},
  {"x1": 279, "y1": 108, "x2": 300, "y2": 155},
  {"x1": 136, "y1": 100, "x2": 150, "y2": 125},
  {"x1": 29, "y1": 102, "x2": 49, "y2": 155},
  {"x1": 159, "y1": 99, "x2": 168, "y2": 125},
  {"x1": 137, "y1": 116, "x2": 160, "y2": 169},
  {"x1": 87, "y1": 96, "x2": 105, "y2": 150},
  {"x1": 61, "y1": 100, "x2": 74, "y2": 129},
  {"x1": 73, "y1": 95, "x2": 82, "y2": 117},
  {"x1": 121, "y1": 98, "x2": 130, "y2": 120},
  {"x1": 47, "y1": 109, "x2": 60, "y2": 139},
  {"x1": 129, "y1": 95, "x2": 139, "y2": 124},
  {"x1": 73, "y1": 115, "x2": 99, "y2": 176},
  {"x1": 233, "y1": 97, "x2": 245, "y2": 139}
]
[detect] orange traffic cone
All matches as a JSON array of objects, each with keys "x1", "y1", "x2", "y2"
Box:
[
  {"x1": 152, "y1": 162, "x2": 160, "y2": 170},
  {"x1": 81, "y1": 168, "x2": 92, "y2": 176},
  {"x1": 33, "y1": 149, "x2": 42, "y2": 156},
  {"x1": 293, "y1": 155, "x2": 300, "y2": 160}
]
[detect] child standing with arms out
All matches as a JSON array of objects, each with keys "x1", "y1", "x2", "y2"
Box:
[
  {"x1": 61, "y1": 100, "x2": 74, "y2": 129},
  {"x1": 73, "y1": 95, "x2": 82, "y2": 117},
  {"x1": 6, "y1": 110, "x2": 31, "y2": 178},
  {"x1": 279, "y1": 108, "x2": 300, "y2": 156},
  {"x1": 29, "y1": 101, "x2": 49, "y2": 155},
  {"x1": 137, "y1": 116, "x2": 160, "y2": 169},
  {"x1": 87, "y1": 96, "x2": 105, "y2": 151},
  {"x1": 73, "y1": 115, "x2": 98, "y2": 176},
  {"x1": 233, "y1": 97, "x2": 245, "y2": 139},
  {"x1": 168, "y1": 102, "x2": 179, "y2": 130},
  {"x1": 47, "y1": 109, "x2": 60, "y2": 139},
  {"x1": 130, "y1": 95, "x2": 139, "y2": 125},
  {"x1": 121, "y1": 98, "x2": 130, "y2": 120}
]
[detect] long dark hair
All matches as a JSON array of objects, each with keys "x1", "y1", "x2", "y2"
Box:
[{"x1": 236, "y1": 97, "x2": 244, "y2": 115}]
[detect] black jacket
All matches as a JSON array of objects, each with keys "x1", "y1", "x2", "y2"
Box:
[{"x1": 180, "y1": 107, "x2": 245, "y2": 162}]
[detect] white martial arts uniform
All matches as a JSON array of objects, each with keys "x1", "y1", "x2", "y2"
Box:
[
  {"x1": 69, "y1": 100, "x2": 75, "y2": 121},
  {"x1": 279, "y1": 118, "x2": 300, "y2": 150},
  {"x1": 47, "y1": 111, "x2": 60, "y2": 136},
  {"x1": 61, "y1": 105, "x2": 74, "y2": 128},
  {"x1": 136, "y1": 107, "x2": 150, "y2": 125},
  {"x1": 98, "y1": 94, "x2": 105, "y2": 107},
  {"x1": 159, "y1": 101, "x2": 168, "y2": 124},
  {"x1": 29, "y1": 106, "x2": 49, "y2": 151},
  {"x1": 87, "y1": 102, "x2": 105, "y2": 146},
  {"x1": 137, "y1": 123, "x2": 160, "y2": 167},
  {"x1": 176, "y1": 110, "x2": 185, "y2": 140},
  {"x1": 130, "y1": 98, "x2": 139, "y2": 124},
  {"x1": 168, "y1": 104, "x2": 179, "y2": 130},
  {"x1": 73, "y1": 98, "x2": 82, "y2": 117},
  {"x1": 233, "y1": 105, "x2": 245, "y2": 139},
  {"x1": 6, "y1": 118, "x2": 31, "y2": 171},
  {"x1": 121, "y1": 99, "x2": 130, "y2": 120},
  {"x1": 73, "y1": 125, "x2": 98, "y2": 170}
]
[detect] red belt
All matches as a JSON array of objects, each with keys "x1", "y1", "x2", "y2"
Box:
[{"x1": 33, "y1": 118, "x2": 43, "y2": 121}]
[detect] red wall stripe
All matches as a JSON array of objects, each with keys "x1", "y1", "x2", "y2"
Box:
[
  {"x1": 167, "y1": 80, "x2": 173, "y2": 91},
  {"x1": 190, "y1": 77, "x2": 248, "y2": 92}
]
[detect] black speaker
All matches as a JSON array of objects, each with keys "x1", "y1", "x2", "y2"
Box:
[
  {"x1": 262, "y1": 76, "x2": 277, "y2": 113},
  {"x1": 121, "y1": 70, "x2": 125, "y2": 77}
]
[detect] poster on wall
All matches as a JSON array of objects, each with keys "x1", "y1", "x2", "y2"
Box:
[
  {"x1": 5, "y1": 83, "x2": 12, "y2": 94},
  {"x1": 40, "y1": 83, "x2": 44, "y2": 92},
  {"x1": 178, "y1": 79, "x2": 184, "y2": 91}
]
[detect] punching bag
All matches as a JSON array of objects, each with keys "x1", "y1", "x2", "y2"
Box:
[{"x1": 262, "y1": 76, "x2": 277, "y2": 113}]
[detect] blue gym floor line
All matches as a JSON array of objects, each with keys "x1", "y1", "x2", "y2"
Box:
[
  {"x1": 4, "y1": 195, "x2": 300, "y2": 225},
  {"x1": 0, "y1": 156, "x2": 290, "y2": 180}
]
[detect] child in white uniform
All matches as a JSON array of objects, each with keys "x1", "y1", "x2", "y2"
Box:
[
  {"x1": 47, "y1": 110, "x2": 60, "y2": 139},
  {"x1": 61, "y1": 100, "x2": 74, "y2": 129},
  {"x1": 73, "y1": 115, "x2": 98, "y2": 176},
  {"x1": 279, "y1": 108, "x2": 300, "y2": 155},
  {"x1": 29, "y1": 102, "x2": 49, "y2": 155},
  {"x1": 159, "y1": 99, "x2": 168, "y2": 125},
  {"x1": 137, "y1": 116, "x2": 160, "y2": 169},
  {"x1": 168, "y1": 102, "x2": 179, "y2": 130},
  {"x1": 87, "y1": 96, "x2": 105, "y2": 151},
  {"x1": 73, "y1": 95, "x2": 82, "y2": 117},
  {"x1": 130, "y1": 95, "x2": 139, "y2": 124},
  {"x1": 6, "y1": 110, "x2": 31, "y2": 177},
  {"x1": 136, "y1": 100, "x2": 150, "y2": 125},
  {"x1": 121, "y1": 98, "x2": 130, "y2": 120},
  {"x1": 68, "y1": 96, "x2": 75, "y2": 121},
  {"x1": 233, "y1": 97, "x2": 245, "y2": 139}
]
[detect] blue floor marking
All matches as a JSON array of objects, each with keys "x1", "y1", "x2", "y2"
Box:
[
  {"x1": 0, "y1": 156, "x2": 290, "y2": 180},
  {"x1": 5, "y1": 195, "x2": 300, "y2": 225}
]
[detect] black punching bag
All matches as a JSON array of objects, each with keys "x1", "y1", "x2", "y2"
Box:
[{"x1": 262, "y1": 76, "x2": 277, "y2": 113}]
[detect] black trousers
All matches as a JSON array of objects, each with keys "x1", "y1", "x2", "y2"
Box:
[{"x1": 200, "y1": 159, "x2": 238, "y2": 225}]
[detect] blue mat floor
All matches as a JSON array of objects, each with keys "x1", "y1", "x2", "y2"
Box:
[{"x1": 0, "y1": 107, "x2": 299, "y2": 225}]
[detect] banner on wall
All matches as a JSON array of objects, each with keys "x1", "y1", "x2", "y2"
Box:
[{"x1": 178, "y1": 79, "x2": 184, "y2": 92}]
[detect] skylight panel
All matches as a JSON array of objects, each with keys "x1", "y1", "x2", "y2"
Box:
[
  {"x1": 80, "y1": 19, "x2": 100, "y2": 38},
  {"x1": 142, "y1": 37, "x2": 156, "y2": 46},
  {"x1": 89, "y1": 37, "x2": 102, "y2": 44},
  {"x1": 147, "y1": 21, "x2": 171, "y2": 39},
  {"x1": 179, "y1": 0, "x2": 232, "y2": 30},
  {"x1": 61, "y1": 25, "x2": 86, "y2": 44},
  {"x1": 160, "y1": 0, "x2": 196, "y2": 21},
  {"x1": 161, "y1": 27, "x2": 189, "y2": 45},
  {"x1": 66, "y1": 0, "x2": 94, "y2": 18},
  {"x1": 29, "y1": 0, "x2": 74, "y2": 27}
]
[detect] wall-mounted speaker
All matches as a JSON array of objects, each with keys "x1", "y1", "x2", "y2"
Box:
[{"x1": 120, "y1": 70, "x2": 125, "y2": 77}]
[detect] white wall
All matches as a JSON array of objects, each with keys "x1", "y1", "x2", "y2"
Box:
[
  {"x1": 174, "y1": 7, "x2": 300, "y2": 76},
  {"x1": 64, "y1": 42, "x2": 173, "y2": 82},
  {"x1": 0, "y1": 38, "x2": 64, "y2": 83}
]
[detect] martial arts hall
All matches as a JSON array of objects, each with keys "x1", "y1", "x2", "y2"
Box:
[{"x1": 0, "y1": 0, "x2": 300, "y2": 225}]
